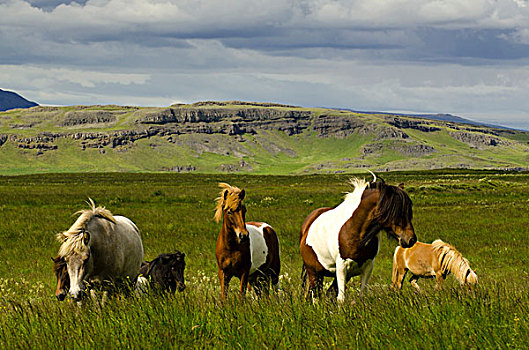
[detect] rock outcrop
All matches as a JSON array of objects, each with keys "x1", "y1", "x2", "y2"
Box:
[
  {"x1": 137, "y1": 107, "x2": 313, "y2": 136},
  {"x1": 60, "y1": 111, "x2": 117, "y2": 127},
  {"x1": 449, "y1": 131, "x2": 509, "y2": 149},
  {"x1": 387, "y1": 117, "x2": 441, "y2": 132},
  {"x1": 313, "y1": 114, "x2": 362, "y2": 138}
]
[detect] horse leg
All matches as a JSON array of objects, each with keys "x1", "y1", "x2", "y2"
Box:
[
  {"x1": 434, "y1": 271, "x2": 444, "y2": 290},
  {"x1": 359, "y1": 260, "x2": 374, "y2": 297},
  {"x1": 239, "y1": 272, "x2": 248, "y2": 299},
  {"x1": 409, "y1": 275, "x2": 421, "y2": 292},
  {"x1": 392, "y1": 267, "x2": 408, "y2": 290},
  {"x1": 304, "y1": 269, "x2": 321, "y2": 300},
  {"x1": 219, "y1": 269, "x2": 231, "y2": 300},
  {"x1": 335, "y1": 258, "x2": 348, "y2": 302}
]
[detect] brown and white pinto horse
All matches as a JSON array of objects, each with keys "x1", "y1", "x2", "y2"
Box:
[
  {"x1": 300, "y1": 175, "x2": 417, "y2": 302},
  {"x1": 214, "y1": 183, "x2": 280, "y2": 300}
]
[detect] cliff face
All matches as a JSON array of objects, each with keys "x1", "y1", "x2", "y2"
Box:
[{"x1": 0, "y1": 102, "x2": 527, "y2": 174}]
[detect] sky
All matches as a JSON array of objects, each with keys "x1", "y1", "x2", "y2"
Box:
[{"x1": 1, "y1": 0, "x2": 529, "y2": 130}]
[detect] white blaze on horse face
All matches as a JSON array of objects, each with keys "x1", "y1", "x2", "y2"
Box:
[
  {"x1": 66, "y1": 253, "x2": 89, "y2": 299},
  {"x1": 247, "y1": 223, "x2": 270, "y2": 275},
  {"x1": 306, "y1": 180, "x2": 368, "y2": 272}
]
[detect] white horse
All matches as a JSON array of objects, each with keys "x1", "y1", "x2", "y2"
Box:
[{"x1": 56, "y1": 200, "x2": 144, "y2": 300}]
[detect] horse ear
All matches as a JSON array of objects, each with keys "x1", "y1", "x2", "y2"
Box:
[
  {"x1": 239, "y1": 189, "x2": 245, "y2": 200},
  {"x1": 83, "y1": 231, "x2": 90, "y2": 245},
  {"x1": 398, "y1": 183, "x2": 405, "y2": 189}
]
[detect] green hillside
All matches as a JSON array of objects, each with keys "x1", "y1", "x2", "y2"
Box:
[{"x1": 0, "y1": 102, "x2": 527, "y2": 175}]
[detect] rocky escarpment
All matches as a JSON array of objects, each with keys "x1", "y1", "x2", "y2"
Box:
[
  {"x1": 0, "y1": 103, "x2": 525, "y2": 171},
  {"x1": 449, "y1": 131, "x2": 509, "y2": 149},
  {"x1": 60, "y1": 110, "x2": 118, "y2": 127},
  {"x1": 361, "y1": 141, "x2": 435, "y2": 158},
  {"x1": 137, "y1": 107, "x2": 313, "y2": 136},
  {"x1": 387, "y1": 117, "x2": 441, "y2": 132},
  {"x1": 313, "y1": 115, "x2": 363, "y2": 138}
]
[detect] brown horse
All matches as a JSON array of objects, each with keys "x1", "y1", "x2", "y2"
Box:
[
  {"x1": 214, "y1": 182, "x2": 280, "y2": 300},
  {"x1": 300, "y1": 175, "x2": 417, "y2": 302},
  {"x1": 52, "y1": 256, "x2": 69, "y2": 301},
  {"x1": 392, "y1": 239, "x2": 478, "y2": 290}
]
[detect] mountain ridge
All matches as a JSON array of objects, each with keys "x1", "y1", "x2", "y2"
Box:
[
  {"x1": 0, "y1": 101, "x2": 528, "y2": 175},
  {"x1": 0, "y1": 89, "x2": 39, "y2": 112}
]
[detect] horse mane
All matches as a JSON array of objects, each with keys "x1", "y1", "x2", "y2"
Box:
[
  {"x1": 432, "y1": 239, "x2": 476, "y2": 284},
  {"x1": 56, "y1": 199, "x2": 116, "y2": 258},
  {"x1": 373, "y1": 181, "x2": 413, "y2": 227},
  {"x1": 344, "y1": 177, "x2": 369, "y2": 202},
  {"x1": 214, "y1": 182, "x2": 243, "y2": 223}
]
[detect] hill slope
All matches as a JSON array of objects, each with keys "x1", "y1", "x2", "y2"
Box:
[
  {"x1": 0, "y1": 89, "x2": 38, "y2": 112},
  {"x1": 0, "y1": 101, "x2": 528, "y2": 175}
]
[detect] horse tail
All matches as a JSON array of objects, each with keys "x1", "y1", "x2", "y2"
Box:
[{"x1": 432, "y1": 239, "x2": 476, "y2": 285}]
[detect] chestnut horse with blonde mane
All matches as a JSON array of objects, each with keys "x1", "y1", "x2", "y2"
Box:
[
  {"x1": 300, "y1": 175, "x2": 417, "y2": 302},
  {"x1": 214, "y1": 183, "x2": 280, "y2": 300},
  {"x1": 392, "y1": 239, "x2": 478, "y2": 290}
]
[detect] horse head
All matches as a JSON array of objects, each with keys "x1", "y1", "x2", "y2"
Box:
[
  {"x1": 161, "y1": 251, "x2": 186, "y2": 292},
  {"x1": 57, "y1": 228, "x2": 94, "y2": 301},
  {"x1": 373, "y1": 182, "x2": 417, "y2": 248},
  {"x1": 215, "y1": 183, "x2": 249, "y2": 244}
]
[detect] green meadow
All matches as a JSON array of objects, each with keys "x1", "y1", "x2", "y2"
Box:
[{"x1": 0, "y1": 171, "x2": 528, "y2": 348}]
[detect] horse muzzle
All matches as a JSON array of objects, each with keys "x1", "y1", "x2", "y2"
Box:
[
  {"x1": 238, "y1": 233, "x2": 249, "y2": 243},
  {"x1": 400, "y1": 235, "x2": 417, "y2": 248},
  {"x1": 56, "y1": 291, "x2": 67, "y2": 301},
  {"x1": 69, "y1": 287, "x2": 87, "y2": 301}
]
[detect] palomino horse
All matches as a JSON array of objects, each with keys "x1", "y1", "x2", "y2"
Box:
[
  {"x1": 52, "y1": 256, "x2": 69, "y2": 301},
  {"x1": 56, "y1": 200, "x2": 144, "y2": 300},
  {"x1": 299, "y1": 175, "x2": 417, "y2": 302},
  {"x1": 392, "y1": 239, "x2": 478, "y2": 290},
  {"x1": 214, "y1": 183, "x2": 280, "y2": 300}
]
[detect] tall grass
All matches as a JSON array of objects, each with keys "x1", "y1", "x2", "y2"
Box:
[{"x1": 0, "y1": 171, "x2": 528, "y2": 348}]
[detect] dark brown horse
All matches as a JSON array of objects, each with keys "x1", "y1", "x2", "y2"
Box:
[
  {"x1": 138, "y1": 251, "x2": 186, "y2": 293},
  {"x1": 300, "y1": 175, "x2": 417, "y2": 302},
  {"x1": 52, "y1": 256, "x2": 69, "y2": 301},
  {"x1": 214, "y1": 183, "x2": 280, "y2": 300}
]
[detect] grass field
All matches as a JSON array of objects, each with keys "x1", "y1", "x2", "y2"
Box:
[{"x1": 0, "y1": 171, "x2": 528, "y2": 348}]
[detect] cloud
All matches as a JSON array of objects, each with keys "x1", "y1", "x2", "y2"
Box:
[{"x1": 1, "y1": 0, "x2": 529, "y2": 129}]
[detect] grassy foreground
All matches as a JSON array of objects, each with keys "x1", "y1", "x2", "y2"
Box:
[{"x1": 0, "y1": 171, "x2": 528, "y2": 348}]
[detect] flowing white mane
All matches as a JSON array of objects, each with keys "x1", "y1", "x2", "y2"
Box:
[
  {"x1": 343, "y1": 177, "x2": 369, "y2": 203},
  {"x1": 56, "y1": 199, "x2": 115, "y2": 258}
]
